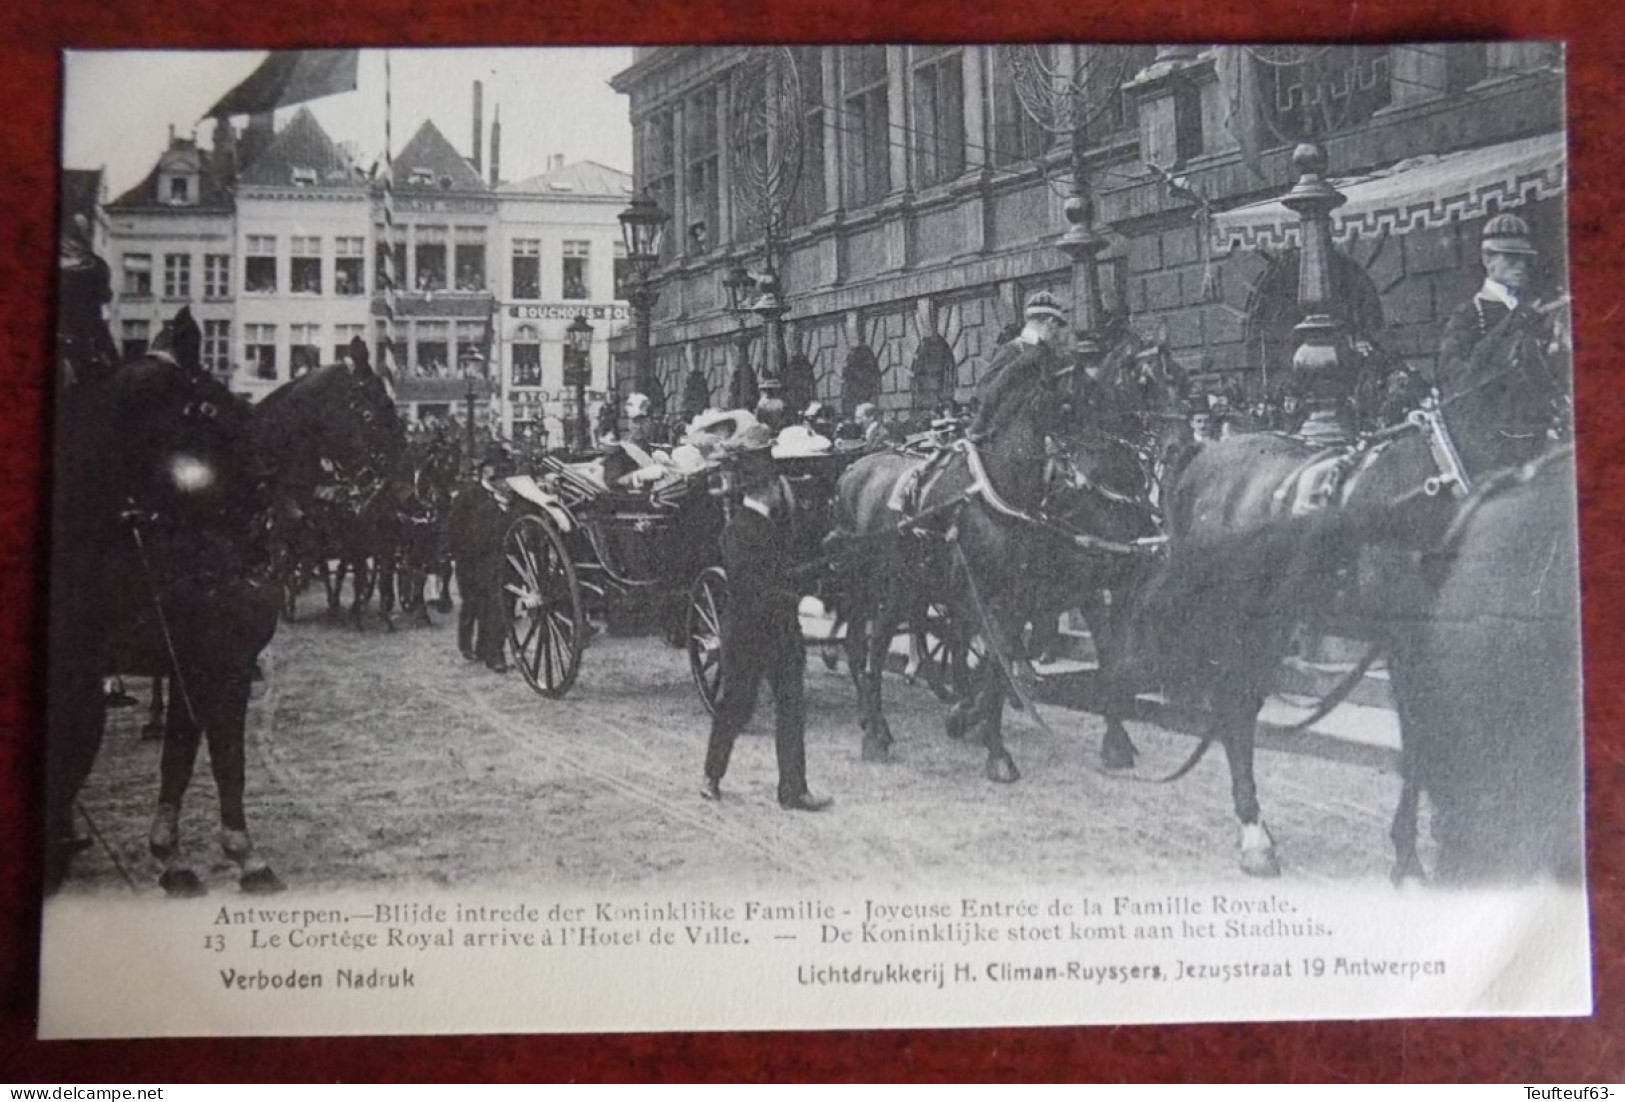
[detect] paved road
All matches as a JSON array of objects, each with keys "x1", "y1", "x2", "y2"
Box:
[{"x1": 65, "y1": 597, "x2": 1429, "y2": 897}]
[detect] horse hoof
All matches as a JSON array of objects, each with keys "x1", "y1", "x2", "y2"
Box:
[
  {"x1": 1100, "y1": 742, "x2": 1138, "y2": 772},
  {"x1": 861, "y1": 738, "x2": 892, "y2": 763},
  {"x1": 1389, "y1": 856, "x2": 1428, "y2": 887},
  {"x1": 986, "y1": 756, "x2": 1020, "y2": 784},
  {"x1": 240, "y1": 867, "x2": 286, "y2": 895},
  {"x1": 148, "y1": 808, "x2": 179, "y2": 859},
  {"x1": 1239, "y1": 822, "x2": 1280, "y2": 877},
  {"x1": 159, "y1": 867, "x2": 206, "y2": 897}
]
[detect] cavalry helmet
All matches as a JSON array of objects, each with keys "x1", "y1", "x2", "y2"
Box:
[
  {"x1": 1481, "y1": 213, "x2": 1538, "y2": 255},
  {"x1": 1023, "y1": 290, "x2": 1068, "y2": 323}
]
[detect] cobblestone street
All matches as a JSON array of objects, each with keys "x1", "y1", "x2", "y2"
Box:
[{"x1": 66, "y1": 595, "x2": 1424, "y2": 898}]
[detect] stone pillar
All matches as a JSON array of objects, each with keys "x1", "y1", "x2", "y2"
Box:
[
  {"x1": 715, "y1": 90, "x2": 731, "y2": 247},
  {"x1": 1280, "y1": 142, "x2": 1352, "y2": 444},
  {"x1": 822, "y1": 50, "x2": 842, "y2": 214},
  {"x1": 963, "y1": 47, "x2": 988, "y2": 171},
  {"x1": 1383, "y1": 44, "x2": 1449, "y2": 111},
  {"x1": 886, "y1": 46, "x2": 909, "y2": 195}
]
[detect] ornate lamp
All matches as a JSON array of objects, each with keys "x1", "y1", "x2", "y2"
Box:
[
  {"x1": 565, "y1": 313, "x2": 594, "y2": 451},
  {"x1": 617, "y1": 192, "x2": 668, "y2": 414}
]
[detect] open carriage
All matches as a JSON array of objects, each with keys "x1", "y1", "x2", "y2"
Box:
[{"x1": 499, "y1": 455, "x2": 724, "y2": 697}]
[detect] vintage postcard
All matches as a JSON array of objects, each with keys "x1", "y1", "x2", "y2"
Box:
[{"x1": 41, "y1": 44, "x2": 1586, "y2": 1037}]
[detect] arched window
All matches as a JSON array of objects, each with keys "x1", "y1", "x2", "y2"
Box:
[
  {"x1": 910, "y1": 334, "x2": 956, "y2": 413},
  {"x1": 841, "y1": 345, "x2": 881, "y2": 416}
]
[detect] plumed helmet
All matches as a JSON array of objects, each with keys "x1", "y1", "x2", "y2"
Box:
[
  {"x1": 1481, "y1": 213, "x2": 1537, "y2": 255},
  {"x1": 1024, "y1": 290, "x2": 1068, "y2": 323}
]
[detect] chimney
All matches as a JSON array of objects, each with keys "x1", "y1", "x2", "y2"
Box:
[
  {"x1": 552, "y1": 153, "x2": 565, "y2": 172},
  {"x1": 472, "y1": 81, "x2": 484, "y2": 177},
  {"x1": 168, "y1": 123, "x2": 176, "y2": 147},
  {"x1": 489, "y1": 105, "x2": 502, "y2": 188},
  {"x1": 211, "y1": 117, "x2": 238, "y2": 183}
]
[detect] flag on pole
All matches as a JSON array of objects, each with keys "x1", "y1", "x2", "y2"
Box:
[{"x1": 204, "y1": 50, "x2": 359, "y2": 119}]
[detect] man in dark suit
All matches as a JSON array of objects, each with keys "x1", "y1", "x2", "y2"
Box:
[
  {"x1": 701, "y1": 424, "x2": 831, "y2": 811},
  {"x1": 449, "y1": 443, "x2": 514, "y2": 673}
]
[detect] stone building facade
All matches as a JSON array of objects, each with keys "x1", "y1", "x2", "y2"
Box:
[{"x1": 609, "y1": 45, "x2": 1566, "y2": 419}]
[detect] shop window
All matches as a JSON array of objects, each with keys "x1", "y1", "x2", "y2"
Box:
[{"x1": 245, "y1": 323, "x2": 277, "y2": 380}]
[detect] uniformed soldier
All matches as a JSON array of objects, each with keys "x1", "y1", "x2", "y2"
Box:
[
  {"x1": 449, "y1": 443, "x2": 514, "y2": 672},
  {"x1": 700, "y1": 424, "x2": 831, "y2": 811},
  {"x1": 970, "y1": 291, "x2": 1069, "y2": 440},
  {"x1": 1434, "y1": 212, "x2": 1571, "y2": 465}
]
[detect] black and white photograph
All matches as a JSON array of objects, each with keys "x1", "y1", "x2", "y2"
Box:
[{"x1": 40, "y1": 44, "x2": 1587, "y2": 1036}]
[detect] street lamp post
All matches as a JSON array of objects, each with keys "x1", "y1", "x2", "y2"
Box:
[
  {"x1": 1280, "y1": 142, "x2": 1352, "y2": 444},
  {"x1": 564, "y1": 313, "x2": 594, "y2": 453},
  {"x1": 460, "y1": 351, "x2": 484, "y2": 462},
  {"x1": 723, "y1": 263, "x2": 758, "y2": 409},
  {"x1": 618, "y1": 191, "x2": 668, "y2": 417}
]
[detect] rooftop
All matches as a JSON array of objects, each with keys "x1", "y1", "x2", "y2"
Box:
[{"x1": 498, "y1": 160, "x2": 632, "y2": 200}]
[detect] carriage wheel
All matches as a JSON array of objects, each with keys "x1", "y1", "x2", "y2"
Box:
[
  {"x1": 503, "y1": 513, "x2": 586, "y2": 698},
  {"x1": 913, "y1": 602, "x2": 983, "y2": 702},
  {"x1": 687, "y1": 566, "x2": 728, "y2": 715}
]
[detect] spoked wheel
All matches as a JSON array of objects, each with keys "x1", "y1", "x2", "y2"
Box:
[
  {"x1": 504, "y1": 513, "x2": 586, "y2": 698},
  {"x1": 687, "y1": 566, "x2": 728, "y2": 715},
  {"x1": 913, "y1": 602, "x2": 983, "y2": 702}
]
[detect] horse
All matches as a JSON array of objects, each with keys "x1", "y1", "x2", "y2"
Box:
[
  {"x1": 47, "y1": 307, "x2": 282, "y2": 894},
  {"x1": 833, "y1": 320, "x2": 1166, "y2": 782},
  {"x1": 1386, "y1": 445, "x2": 1581, "y2": 884},
  {"x1": 251, "y1": 361, "x2": 407, "y2": 629},
  {"x1": 395, "y1": 433, "x2": 462, "y2": 625},
  {"x1": 1126, "y1": 324, "x2": 1572, "y2": 878}
]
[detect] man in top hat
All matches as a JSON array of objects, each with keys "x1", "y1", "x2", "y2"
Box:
[
  {"x1": 449, "y1": 442, "x2": 514, "y2": 673},
  {"x1": 1434, "y1": 212, "x2": 1571, "y2": 460},
  {"x1": 701, "y1": 423, "x2": 831, "y2": 812},
  {"x1": 969, "y1": 290, "x2": 1069, "y2": 440}
]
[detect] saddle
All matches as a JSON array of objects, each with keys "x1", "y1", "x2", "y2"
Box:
[{"x1": 886, "y1": 447, "x2": 957, "y2": 517}]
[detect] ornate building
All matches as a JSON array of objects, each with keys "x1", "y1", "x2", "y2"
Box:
[
  {"x1": 495, "y1": 158, "x2": 634, "y2": 448},
  {"x1": 105, "y1": 126, "x2": 238, "y2": 382},
  {"x1": 609, "y1": 45, "x2": 1566, "y2": 415}
]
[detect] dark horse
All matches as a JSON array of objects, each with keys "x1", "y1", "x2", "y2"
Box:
[
  {"x1": 395, "y1": 432, "x2": 462, "y2": 625},
  {"x1": 48, "y1": 308, "x2": 282, "y2": 894},
  {"x1": 1129, "y1": 320, "x2": 1572, "y2": 878},
  {"x1": 834, "y1": 322, "x2": 1171, "y2": 782},
  {"x1": 252, "y1": 360, "x2": 407, "y2": 628}
]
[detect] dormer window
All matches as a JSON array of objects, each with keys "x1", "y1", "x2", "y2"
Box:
[
  {"x1": 291, "y1": 167, "x2": 318, "y2": 187},
  {"x1": 408, "y1": 168, "x2": 435, "y2": 186},
  {"x1": 162, "y1": 173, "x2": 195, "y2": 206}
]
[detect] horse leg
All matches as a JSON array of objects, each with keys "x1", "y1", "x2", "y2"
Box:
[
  {"x1": 200, "y1": 666, "x2": 283, "y2": 895},
  {"x1": 141, "y1": 676, "x2": 166, "y2": 741},
  {"x1": 350, "y1": 557, "x2": 373, "y2": 630},
  {"x1": 151, "y1": 683, "x2": 206, "y2": 896},
  {"x1": 434, "y1": 563, "x2": 455, "y2": 613},
  {"x1": 322, "y1": 560, "x2": 342, "y2": 618},
  {"x1": 1385, "y1": 641, "x2": 1428, "y2": 884},
  {"x1": 377, "y1": 553, "x2": 398, "y2": 633},
  {"x1": 860, "y1": 608, "x2": 898, "y2": 762},
  {"x1": 1082, "y1": 587, "x2": 1139, "y2": 771},
  {"x1": 1215, "y1": 687, "x2": 1279, "y2": 877},
  {"x1": 979, "y1": 622, "x2": 1021, "y2": 784}
]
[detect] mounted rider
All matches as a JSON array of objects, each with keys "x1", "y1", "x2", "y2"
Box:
[
  {"x1": 969, "y1": 291, "x2": 1071, "y2": 441},
  {"x1": 1433, "y1": 212, "x2": 1572, "y2": 469}
]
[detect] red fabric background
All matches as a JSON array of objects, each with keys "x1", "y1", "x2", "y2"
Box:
[{"x1": 1, "y1": 2, "x2": 1621, "y2": 1082}]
